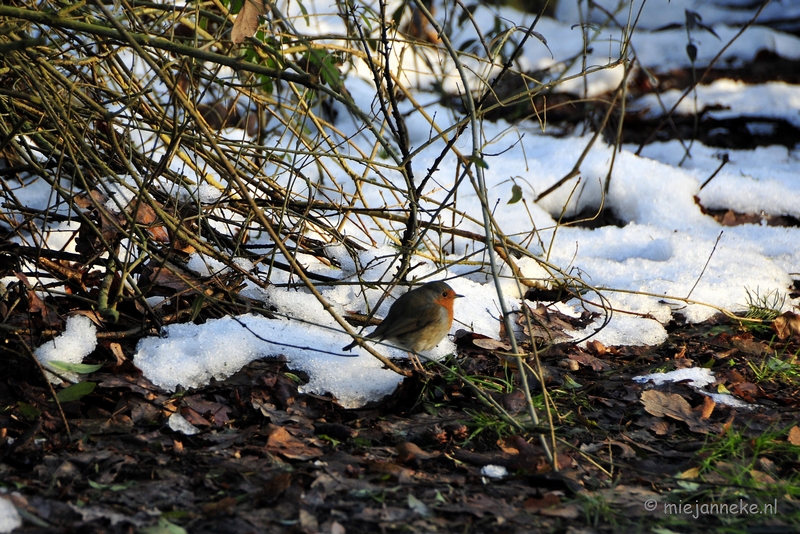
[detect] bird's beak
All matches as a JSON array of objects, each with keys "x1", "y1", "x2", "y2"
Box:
[{"x1": 455, "y1": 293, "x2": 465, "y2": 298}]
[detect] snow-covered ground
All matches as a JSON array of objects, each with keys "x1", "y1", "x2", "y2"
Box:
[{"x1": 20, "y1": 0, "x2": 800, "y2": 407}]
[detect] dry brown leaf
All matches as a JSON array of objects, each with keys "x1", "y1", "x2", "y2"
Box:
[
  {"x1": 181, "y1": 407, "x2": 211, "y2": 427},
  {"x1": 396, "y1": 441, "x2": 438, "y2": 463},
  {"x1": 732, "y1": 381, "x2": 760, "y2": 402},
  {"x1": 299, "y1": 509, "x2": 318, "y2": 532},
  {"x1": 647, "y1": 418, "x2": 671, "y2": 436},
  {"x1": 472, "y1": 338, "x2": 512, "y2": 351},
  {"x1": 135, "y1": 203, "x2": 169, "y2": 243},
  {"x1": 36, "y1": 257, "x2": 87, "y2": 290},
  {"x1": 232, "y1": 0, "x2": 270, "y2": 44},
  {"x1": 679, "y1": 467, "x2": 701, "y2": 479},
  {"x1": 523, "y1": 493, "x2": 562, "y2": 511},
  {"x1": 265, "y1": 424, "x2": 323, "y2": 460},
  {"x1": 25, "y1": 288, "x2": 61, "y2": 326},
  {"x1": 500, "y1": 435, "x2": 536, "y2": 455},
  {"x1": 606, "y1": 440, "x2": 638, "y2": 459},
  {"x1": 640, "y1": 390, "x2": 714, "y2": 434},
  {"x1": 721, "y1": 368, "x2": 746, "y2": 385},
  {"x1": 700, "y1": 395, "x2": 716, "y2": 419},
  {"x1": 772, "y1": 311, "x2": 800, "y2": 340},
  {"x1": 538, "y1": 503, "x2": 581, "y2": 519},
  {"x1": 203, "y1": 496, "x2": 238, "y2": 515},
  {"x1": 788, "y1": 425, "x2": 800, "y2": 446},
  {"x1": 184, "y1": 396, "x2": 232, "y2": 426},
  {"x1": 641, "y1": 390, "x2": 694, "y2": 419},
  {"x1": 749, "y1": 470, "x2": 776, "y2": 485},
  {"x1": 568, "y1": 351, "x2": 612, "y2": 371},
  {"x1": 108, "y1": 342, "x2": 127, "y2": 366},
  {"x1": 71, "y1": 309, "x2": 104, "y2": 326},
  {"x1": 496, "y1": 389, "x2": 527, "y2": 413},
  {"x1": 142, "y1": 261, "x2": 197, "y2": 293},
  {"x1": 260, "y1": 471, "x2": 292, "y2": 501},
  {"x1": 366, "y1": 460, "x2": 412, "y2": 478},
  {"x1": 521, "y1": 303, "x2": 573, "y2": 341},
  {"x1": 586, "y1": 339, "x2": 606, "y2": 355}
]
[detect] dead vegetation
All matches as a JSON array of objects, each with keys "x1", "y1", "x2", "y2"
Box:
[{"x1": 0, "y1": 0, "x2": 799, "y2": 532}]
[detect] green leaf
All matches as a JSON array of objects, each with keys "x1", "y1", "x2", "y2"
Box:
[
  {"x1": 140, "y1": 518, "x2": 188, "y2": 534},
  {"x1": 319, "y1": 55, "x2": 342, "y2": 91},
  {"x1": 89, "y1": 479, "x2": 136, "y2": 491},
  {"x1": 17, "y1": 401, "x2": 41, "y2": 420},
  {"x1": 468, "y1": 155, "x2": 489, "y2": 169},
  {"x1": 243, "y1": 46, "x2": 258, "y2": 64},
  {"x1": 359, "y1": 9, "x2": 374, "y2": 32},
  {"x1": 297, "y1": 0, "x2": 310, "y2": 25},
  {"x1": 407, "y1": 494, "x2": 430, "y2": 516},
  {"x1": 390, "y1": 4, "x2": 406, "y2": 28},
  {"x1": 564, "y1": 375, "x2": 583, "y2": 389},
  {"x1": 507, "y1": 184, "x2": 523, "y2": 204},
  {"x1": 458, "y1": 38, "x2": 477, "y2": 53},
  {"x1": 56, "y1": 381, "x2": 96, "y2": 403},
  {"x1": 228, "y1": 0, "x2": 244, "y2": 15},
  {"x1": 317, "y1": 434, "x2": 341, "y2": 447},
  {"x1": 190, "y1": 294, "x2": 205, "y2": 322},
  {"x1": 259, "y1": 74, "x2": 274, "y2": 94},
  {"x1": 48, "y1": 361, "x2": 102, "y2": 374}
]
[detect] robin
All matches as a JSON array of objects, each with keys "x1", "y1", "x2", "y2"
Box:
[{"x1": 343, "y1": 281, "x2": 463, "y2": 356}]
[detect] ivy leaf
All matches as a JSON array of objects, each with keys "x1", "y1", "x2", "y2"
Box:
[{"x1": 508, "y1": 184, "x2": 523, "y2": 204}]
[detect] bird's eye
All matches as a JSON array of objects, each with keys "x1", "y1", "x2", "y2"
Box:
[{"x1": 442, "y1": 291, "x2": 448, "y2": 297}]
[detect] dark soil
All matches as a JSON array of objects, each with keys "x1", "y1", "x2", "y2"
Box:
[{"x1": 2, "y1": 299, "x2": 800, "y2": 533}]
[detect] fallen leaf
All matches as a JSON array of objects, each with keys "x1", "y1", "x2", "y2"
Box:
[
  {"x1": 788, "y1": 426, "x2": 800, "y2": 446},
  {"x1": 586, "y1": 340, "x2": 606, "y2": 355},
  {"x1": 407, "y1": 494, "x2": 430, "y2": 517},
  {"x1": 568, "y1": 350, "x2": 612, "y2": 371},
  {"x1": 265, "y1": 424, "x2": 323, "y2": 460},
  {"x1": 538, "y1": 503, "x2": 581, "y2": 518},
  {"x1": 203, "y1": 497, "x2": 237, "y2": 515},
  {"x1": 108, "y1": 342, "x2": 127, "y2": 366},
  {"x1": 640, "y1": 390, "x2": 715, "y2": 434},
  {"x1": 299, "y1": 509, "x2": 318, "y2": 531},
  {"x1": 641, "y1": 390, "x2": 694, "y2": 419},
  {"x1": 472, "y1": 337, "x2": 513, "y2": 351},
  {"x1": 772, "y1": 311, "x2": 800, "y2": 340},
  {"x1": 396, "y1": 441, "x2": 438, "y2": 463},
  {"x1": 732, "y1": 381, "x2": 760, "y2": 403},
  {"x1": 700, "y1": 395, "x2": 716, "y2": 419},
  {"x1": 523, "y1": 493, "x2": 562, "y2": 511},
  {"x1": 20, "y1": 278, "x2": 61, "y2": 326}
]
